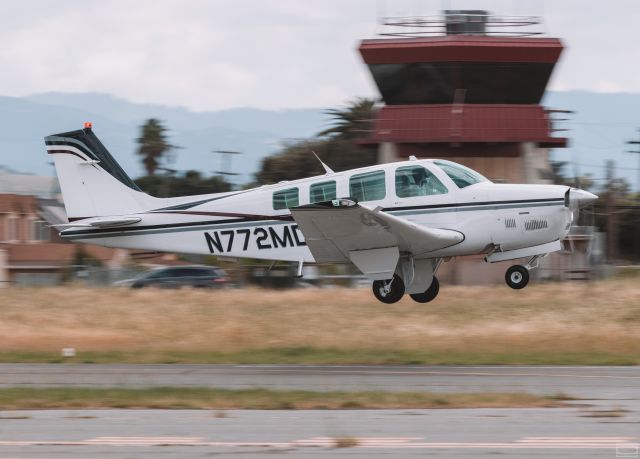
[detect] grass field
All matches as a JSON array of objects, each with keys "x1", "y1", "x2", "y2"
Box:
[
  {"x1": 0, "y1": 279, "x2": 638, "y2": 365},
  {"x1": 0, "y1": 387, "x2": 570, "y2": 410}
]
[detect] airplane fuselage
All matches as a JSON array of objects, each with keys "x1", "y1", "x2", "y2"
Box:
[{"x1": 61, "y1": 159, "x2": 572, "y2": 263}]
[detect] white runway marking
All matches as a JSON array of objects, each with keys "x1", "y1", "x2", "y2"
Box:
[
  {"x1": 0, "y1": 436, "x2": 637, "y2": 450},
  {"x1": 241, "y1": 368, "x2": 640, "y2": 380},
  {"x1": 86, "y1": 436, "x2": 206, "y2": 444}
]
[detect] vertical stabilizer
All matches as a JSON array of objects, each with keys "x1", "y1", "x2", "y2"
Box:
[{"x1": 45, "y1": 125, "x2": 155, "y2": 220}]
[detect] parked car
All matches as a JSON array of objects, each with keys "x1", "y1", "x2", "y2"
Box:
[{"x1": 118, "y1": 266, "x2": 232, "y2": 289}]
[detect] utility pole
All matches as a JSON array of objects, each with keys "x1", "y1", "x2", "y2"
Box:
[
  {"x1": 156, "y1": 167, "x2": 177, "y2": 198},
  {"x1": 212, "y1": 150, "x2": 242, "y2": 190},
  {"x1": 626, "y1": 130, "x2": 640, "y2": 260},
  {"x1": 604, "y1": 160, "x2": 617, "y2": 263}
]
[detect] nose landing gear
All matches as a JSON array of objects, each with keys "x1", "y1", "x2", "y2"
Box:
[{"x1": 505, "y1": 265, "x2": 529, "y2": 289}]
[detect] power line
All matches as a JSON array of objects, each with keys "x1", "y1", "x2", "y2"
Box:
[
  {"x1": 573, "y1": 162, "x2": 640, "y2": 171},
  {"x1": 573, "y1": 121, "x2": 639, "y2": 127}
]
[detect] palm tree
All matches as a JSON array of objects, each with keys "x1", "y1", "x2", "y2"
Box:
[
  {"x1": 136, "y1": 119, "x2": 173, "y2": 176},
  {"x1": 318, "y1": 98, "x2": 376, "y2": 139}
]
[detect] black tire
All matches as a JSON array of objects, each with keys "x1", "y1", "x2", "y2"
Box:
[
  {"x1": 505, "y1": 265, "x2": 529, "y2": 289},
  {"x1": 372, "y1": 274, "x2": 405, "y2": 304},
  {"x1": 409, "y1": 277, "x2": 440, "y2": 303}
]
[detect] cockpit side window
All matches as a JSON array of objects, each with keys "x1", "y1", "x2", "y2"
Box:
[
  {"x1": 433, "y1": 160, "x2": 488, "y2": 189},
  {"x1": 395, "y1": 166, "x2": 448, "y2": 198}
]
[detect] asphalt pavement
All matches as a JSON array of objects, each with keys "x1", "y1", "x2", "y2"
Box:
[
  {"x1": 0, "y1": 408, "x2": 638, "y2": 458},
  {"x1": 1, "y1": 364, "x2": 639, "y2": 458},
  {"x1": 1, "y1": 364, "x2": 639, "y2": 399}
]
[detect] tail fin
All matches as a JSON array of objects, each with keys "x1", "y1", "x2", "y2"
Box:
[{"x1": 45, "y1": 125, "x2": 155, "y2": 220}]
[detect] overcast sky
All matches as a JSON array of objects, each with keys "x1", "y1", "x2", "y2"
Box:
[{"x1": 1, "y1": 0, "x2": 639, "y2": 111}]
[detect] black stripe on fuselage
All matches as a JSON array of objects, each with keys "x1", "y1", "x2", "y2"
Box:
[
  {"x1": 150, "y1": 190, "x2": 252, "y2": 211},
  {"x1": 59, "y1": 197, "x2": 564, "y2": 239},
  {"x1": 381, "y1": 197, "x2": 564, "y2": 213}
]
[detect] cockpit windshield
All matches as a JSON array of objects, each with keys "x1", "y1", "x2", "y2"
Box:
[{"x1": 433, "y1": 160, "x2": 488, "y2": 189}]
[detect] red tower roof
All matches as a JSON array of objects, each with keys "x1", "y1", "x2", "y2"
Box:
[
  {"x1": 359, "y1": 36, "x2": 563, "y2": 64},
  {"x1": 359, "y1": 35, "x2": 563, "y2": 105}
]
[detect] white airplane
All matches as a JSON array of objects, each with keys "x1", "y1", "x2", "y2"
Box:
[{"x1": 46, "y1": 124, "x2": 597, "y2": 303}]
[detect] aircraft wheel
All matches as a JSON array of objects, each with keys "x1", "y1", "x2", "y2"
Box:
[
  {"x1": 409, "y1": 277, "x2": 440, "y2": 303},
  {"x1": 505, "y1": 265, "x2": 529, "y2": 289},
  {"x1": 372, "y1": 275, "x2": 405, "y2": 304}
]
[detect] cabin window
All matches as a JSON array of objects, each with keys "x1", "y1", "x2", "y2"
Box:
[
  {"x1": 349, "y1": 170, "x2": 386, "y2": 202},
  {"x1": 395, "y1": 166, "x2": 448, "y2": 198},
  {"x1": 273, "y1": 187, "x2": 299, "y2": 210},
  {"x1": 434, "y1": 160, "x2": 487, "y2": 189},
  {"x1": 309, "y1": 180, "x2": 337, "y2": 203}
]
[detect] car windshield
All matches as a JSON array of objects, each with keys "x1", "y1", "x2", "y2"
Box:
[{"x1": 433, "y1": 160, "x2": 488, "y2": 189}]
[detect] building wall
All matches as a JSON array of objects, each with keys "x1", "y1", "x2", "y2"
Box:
[{"x1": 0, "y1": 248, "x2": 7, "y2": 288}]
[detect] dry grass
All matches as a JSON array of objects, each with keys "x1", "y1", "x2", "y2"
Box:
[
  {"x1": 0, "y1": 387, "x2": 569, "y2": 410},
  {"x1": 334, "y1": 437, "x2": 360, "y2": 447},
  {"x1": 0, "y1": 279, "x2": 639, "y2": 364}
]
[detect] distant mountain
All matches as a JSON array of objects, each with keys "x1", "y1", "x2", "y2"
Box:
[
  {"x1": 1, "y1": 91, "x2": 638, "y2": 189},
  {"x1": 1, "y1": 92, "x2": 327, "y2": 183}
]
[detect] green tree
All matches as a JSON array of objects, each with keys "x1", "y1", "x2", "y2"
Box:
[
  {"x1": 256, "y1": 99, "x2": 378, "y2": 184},
  {"x1": 318, "y1": 98, "x2": 376, "y2": 139},
  {"x1": 136, "y1": 119, "x2": 174, "y2": 176},
  {"x1": 539, "y1": 160, "x2": 593, "y2": 190},
  {"x1": 136, "y1": 170, "x2": 232, "y2": 197}
]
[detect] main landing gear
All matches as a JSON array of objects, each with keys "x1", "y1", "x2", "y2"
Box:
[
  {"x1": 372, "y1": 258, "x2": 443, "y2": 304},
  {"x1": 372, "y1": 274, "x2": 405, "y2": 304},
  {"x1": 372, "y1": 275, "x2": 441, "y2": 304},
  {"x1": 409, "y1": 277, "x2": 439, "y2": 303}
]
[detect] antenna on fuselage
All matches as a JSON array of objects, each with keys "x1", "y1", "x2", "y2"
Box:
[{"x1": 312, "y1": 151, "x2": 334, "y2": 174}]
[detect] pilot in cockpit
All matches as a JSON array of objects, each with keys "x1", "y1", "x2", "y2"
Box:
[{"x1": 412, "y1": 168, "x2": 427, "y2": 193}]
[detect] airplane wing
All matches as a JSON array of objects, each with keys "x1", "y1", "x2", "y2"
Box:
[{"x1": 290, "y1": 199, "x2": 463, "y2": 279}]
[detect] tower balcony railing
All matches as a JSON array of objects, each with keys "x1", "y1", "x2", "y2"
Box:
[{"x1": 379, "y1": 11, "x2": 543, "y2": 38}]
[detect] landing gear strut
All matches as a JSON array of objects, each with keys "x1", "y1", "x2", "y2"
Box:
[
  {"x1": 505, "y1": 265, "x2": 529, "y2": 289},
  {"x1": 409, "y1": 276, "x2": 440, "y2": 303},
  {"x1": 372, "y1": 274, "x2": 405, "y2": 304}
]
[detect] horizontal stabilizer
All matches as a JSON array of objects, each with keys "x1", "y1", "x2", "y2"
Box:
[{"x1": 52, "y1": 216, "x2": 141, "y2": 229}]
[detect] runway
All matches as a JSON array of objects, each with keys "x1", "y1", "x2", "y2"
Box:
[
  {"x1": 0, "y1": 409, "x2": 638, "y2": 458},
  {"x1": 1, "y1": 364, "x2": 639, "y2": 399},
  {"x1": 1, "y1": 365, "x2": 639, "y2": 458}
]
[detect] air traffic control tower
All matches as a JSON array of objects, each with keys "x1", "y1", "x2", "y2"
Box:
[{"x1": 359, "y1": 11, "x2": 567, "y2": 184}]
